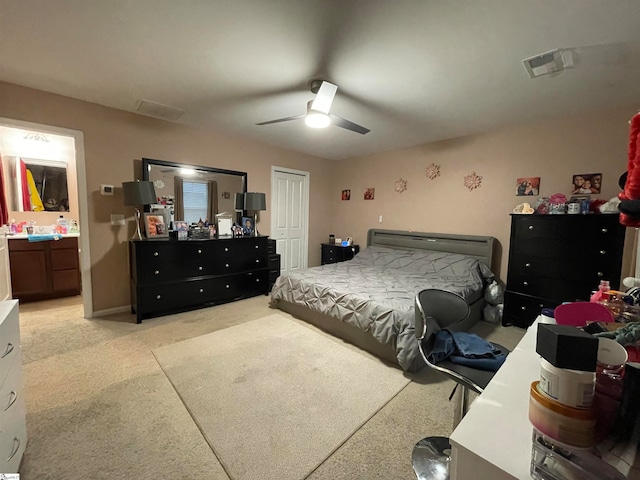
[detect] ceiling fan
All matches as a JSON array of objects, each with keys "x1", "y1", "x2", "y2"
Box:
[{"x1": 256, "y1": 80, "x2": 370, "y2": 135}]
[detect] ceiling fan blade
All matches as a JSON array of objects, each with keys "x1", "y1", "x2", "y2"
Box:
[
  {"x1": 255, "y1": 114, "x2": 305, "y2": 126},
  {"x1": 311, "y1": 81, "x2": 338, "y2": 114},
  {"x1": 329, "y1": 114, "x2": 370, "y2": 135}
]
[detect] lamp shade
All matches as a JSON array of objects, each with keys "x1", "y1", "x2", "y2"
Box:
[
  {"x1": 244, "y1": 192, "x2": 266, "y2": 211},
  {"x1": 235, "y1": 192, "x2": 245, "y2": 211},
  {"x1": 122, "y1": 181, "x2": 157, "y2": 206}
]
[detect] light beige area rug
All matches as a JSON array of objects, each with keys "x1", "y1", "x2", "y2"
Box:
[{"x1": 153, "y1": 313, "x2": 411, "y2": 480}]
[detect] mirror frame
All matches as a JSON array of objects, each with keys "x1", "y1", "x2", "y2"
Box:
[{"x1": 141, "y1": 157, "x2": 248, "y2": 216}]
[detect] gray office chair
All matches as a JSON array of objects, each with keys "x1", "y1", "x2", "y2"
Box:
[{"x1": 411, "y1": 288, "x2": 509, "y2": 480}]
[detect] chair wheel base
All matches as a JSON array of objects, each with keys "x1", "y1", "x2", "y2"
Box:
[{"x1": 412, "y1": 436, "x2": 451, "y2": 480}]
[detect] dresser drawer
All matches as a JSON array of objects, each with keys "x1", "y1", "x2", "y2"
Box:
[
  {"x1": 512, "y1": 215, "x2": 622, "y2": 241},
  {"x1": 215, "y1": 254, "x2": 266, "y2": 274},
  {"x1": 503, "y1": 291, "x2": 561, "y2": 328},
  {"x1": 508, "y1": 254, "x2": 615, "y2": 283},
  {"x1": 0, "y1": 402, "x2": 26, "y2": 473},
  {"x1": 138, "y1": 278, "x2": 219, "y2": 313},
  {"x1": 509, "y1": 236, "x2": 621, "y2": 260},
  {"x1": 507, "y1": 273, "x2": 593, "y2": 303},
  {"x1": 0, "y1": 358, "x2": 23, "y2": 415}
]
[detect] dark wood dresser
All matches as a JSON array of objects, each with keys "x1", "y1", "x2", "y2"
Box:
[
  {"x1": 321, "y1": 243, "x2": 360, "y2": 265},
  {"x1": 503, "y1": 214, "x2": 626, "y2": 328},
  {"x1": 129, "y1": 236, "x2": 269, "y2": 322},
  {"x1": 9, "y1": 236, "x2": 81, "y2": 302}
]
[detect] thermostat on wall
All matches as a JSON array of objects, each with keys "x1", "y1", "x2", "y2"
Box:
[{"x1": 100, "y1": 184, "x2": 115, "y2": 196}]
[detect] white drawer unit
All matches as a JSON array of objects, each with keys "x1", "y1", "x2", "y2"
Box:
[{"x1": 0, "y1": 300, "x2": 26, "y2": 473}]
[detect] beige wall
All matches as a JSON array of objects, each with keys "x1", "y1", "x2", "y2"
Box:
[
  {"x1": 1, "y1": 79, "x2": 636, "y2": 314},
  {"x1": 0, "y1": 81, "x2": 334, "y2": 314},
  {"x1": 331, "y1": 105, "x2": 638, "y2": 283}
]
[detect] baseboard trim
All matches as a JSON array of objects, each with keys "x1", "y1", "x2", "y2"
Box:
[{"x1": 92, "y1": 305, "x2": 131, "y2": 317}]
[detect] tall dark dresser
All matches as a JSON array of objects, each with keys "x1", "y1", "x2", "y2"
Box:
[{"x1": 503, "y1": 214, "x2": 626, "y2": 328}]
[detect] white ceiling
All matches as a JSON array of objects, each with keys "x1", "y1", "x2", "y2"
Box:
[{"x1": 1, "y1": 0, "x2": 640, "y2": 160}]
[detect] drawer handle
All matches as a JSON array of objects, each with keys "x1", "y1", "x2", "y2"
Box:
[
  {"x1": 4, "y1": 391, "x2": 17, "y2": 411},
  {"x1": 226, "y1": 284, "x2": 230, "y2": 289},
  {"x1": 225, "y1": 247, "x2": 229, "y2": 252},
  {"x1": 156, "y1": 295, "x2": 162, "y2": 300},
  {"x1": 523, "y1": 281, "x2": 529, "y2": 286},
  {"x1": 154, "y1": 252, "x2": 159, "y2": 256},
  {"x1": 155, "y1": 270, "x2": 159, "y2": 275},
  {"x1": 1, "y1": 343, "x2": 14, "y2": 359},
  {"x1": 256, "y1": 259, "x2": 260, "y2": 263},
  {"x1": 225, "y1": 263, "x2": 229, "y2": 268},
  {"x1": 255, "y1": 245, "x2": 259, "y2": 249},
  {"x1": 521, "y1": 306, "x2": 526, "y2": 311},
  {"x1": 602, "y1": 228, "x2": 608, "y2": 233},
  {"x1": 528, "y1": 225, "x2": 534, "y2": 230},
  {"x1": 525, "y1": 263, "x2": 531, "y2": 268},
  {"x1": 198, "y1": 266, "x2": 203, "y2": 271},
  {"x1": 256, "y1": 278, "x2": 260, "y2": 282},
  {"x1": 199, "y1": 288, "x2": 204, "y2": 293},
  {"x1": 598, "y1": 271, "x2": 604, "y2": 277},
  {"x1": 198, "y1": 249, "x2": 202, "y2": 254},
  {"x1": 7, "y1": 437, "x2": 20, "y2": 462},
  {"x1": 600, "y1": 250, "x2": 606, "y2": 255}
]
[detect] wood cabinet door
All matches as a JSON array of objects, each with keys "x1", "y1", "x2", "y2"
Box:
[{"x1": 9, "y1": 251, "x2": 48, "y2": 296}]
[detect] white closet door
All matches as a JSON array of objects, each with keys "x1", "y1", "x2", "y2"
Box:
[{"x1": 271, "y1": 167, "x2": 309, "y2": 273}]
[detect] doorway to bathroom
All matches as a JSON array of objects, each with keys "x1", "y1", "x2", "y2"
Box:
[{"x1": 0, "y1": 117, "x2": 92, "y2": 317}]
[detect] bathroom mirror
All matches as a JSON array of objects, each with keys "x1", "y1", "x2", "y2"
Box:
[
  {"x1": 142, "y1": 158, "x2": 247, "y2": 226},
  {"x1": 5, "y1": 156, "x2": 70, "y2": 212}
]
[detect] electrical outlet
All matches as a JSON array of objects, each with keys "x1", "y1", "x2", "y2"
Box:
[
  {"x1": 111, "y1": 214, "x2": 125, "y2": 226},
  {"x1": 378, "y1": 215, "x2": 383, "y2": 223}
]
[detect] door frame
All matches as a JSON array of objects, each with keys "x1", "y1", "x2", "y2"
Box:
[
  {"x1": 270, "y1": 166, "x2": 310, "y2": 270},
  {"x1": 0, "y1": 117, "x2": 92, "y2": 318}
]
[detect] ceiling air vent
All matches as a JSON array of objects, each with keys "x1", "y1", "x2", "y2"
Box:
[
  {"x1": 135, "y1": 99, "x2": 185, "y2": 121},
  {"x1": 522, "y1": 48, "x2": 575, "y2": 78}
]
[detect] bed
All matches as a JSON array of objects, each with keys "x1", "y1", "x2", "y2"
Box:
[{"x1": 270, "y1": 229, "x2": 496, "y2": 371}]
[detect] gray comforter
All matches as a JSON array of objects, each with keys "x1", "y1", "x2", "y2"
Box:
[{"x1": 270, "y1": 245, "x2": 494, "y2": 370}]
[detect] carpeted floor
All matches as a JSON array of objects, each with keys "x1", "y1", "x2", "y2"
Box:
[
  {"x1": 154, "y1": 314, "x2": 411, "y2": 480},
  {"x1": 17, "y1": 295, "x2": 525, "y2": 480}
]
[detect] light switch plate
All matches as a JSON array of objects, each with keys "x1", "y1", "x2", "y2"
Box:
[{"x1": 110, "y1": 214, "x2": 125, "y2": 226}]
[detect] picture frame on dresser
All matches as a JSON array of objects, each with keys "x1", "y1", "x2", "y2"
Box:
[
  {"x1": 144, "y1": 213, "x2": 169, "y2": 239},
  {"x1": 174, "y1": 220, "x2": 188, "y2": 240}
]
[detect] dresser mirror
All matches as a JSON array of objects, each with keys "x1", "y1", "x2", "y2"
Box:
[{"x1": 142, "y1": 158, "x2": 247, "y2": 226}]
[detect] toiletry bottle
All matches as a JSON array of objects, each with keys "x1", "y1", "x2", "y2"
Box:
[
  {"x1": 9, "y1": 219, "x2": 16, "y2": 234},
  {"x1": 590, "y1": 280, "x2": 611, "y2": 303},
  {"x1": 57, "y1": 215, "x2": 68, "y2": 234}
]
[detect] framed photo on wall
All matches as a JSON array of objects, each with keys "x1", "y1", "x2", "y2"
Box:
[
  {"x1": 515, "y1": 177, "x2": 540, "y2": 196},
  {"x1": 364, "y1": 188, "x2": 375, "y2": 200},
  {"x1": 144, "y1": 213, "x2": 169, "y2": 239},
  {"x1": 571, "y1": 173, "x2": 602, "y2": 194}
]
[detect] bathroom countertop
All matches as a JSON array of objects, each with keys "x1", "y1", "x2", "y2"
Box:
[{"x1": 5, "y1": 232, "x2": 80, "y2": 239}]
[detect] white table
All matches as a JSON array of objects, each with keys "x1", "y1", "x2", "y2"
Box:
[{"x1": 449, "y1": 318, "x2": 541, "y2": 479}]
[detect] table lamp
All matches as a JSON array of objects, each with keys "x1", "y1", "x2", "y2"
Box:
[
  {"x1": 122, "y1": 180, "x2": 157, "y2": 240},
  {"x1": 244, "y1": 192, "x2": 266, "y2": 237},
  {"x1": 235, "y1": 192, "x2": 245, "y2": 224}
]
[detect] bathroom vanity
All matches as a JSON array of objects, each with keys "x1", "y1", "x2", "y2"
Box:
[{"x1": 8, "y1": 235, "x2": 81, "y2": 302}]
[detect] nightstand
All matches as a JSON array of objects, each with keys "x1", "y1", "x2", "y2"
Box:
[{"x1": 321, "y1": 243, "x2": 360, "y2": 265}]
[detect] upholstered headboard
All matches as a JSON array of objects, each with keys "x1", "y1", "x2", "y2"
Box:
[{"x1": 367, "y1": 229, "x2": 496, "y2": 269}]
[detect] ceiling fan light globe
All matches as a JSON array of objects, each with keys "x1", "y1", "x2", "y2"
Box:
[{"x1": 305, "y1": 112, "x2": 330, "y2": 129}]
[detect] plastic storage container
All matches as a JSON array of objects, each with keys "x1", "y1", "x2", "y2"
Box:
[
  {"x1": 539, "y1": 358, "x2": 595, "y2": 408},
  {"x1": 529, "y1": 381, "x2": 596, "y2": 448},
  {"x1": 530, "y1": 428, "x2": 626, "y2": 480}
]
